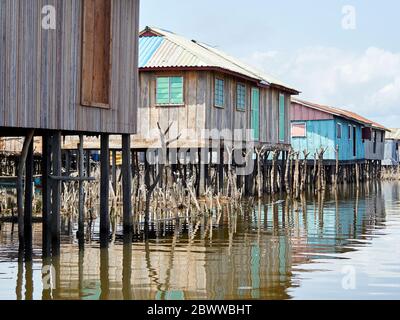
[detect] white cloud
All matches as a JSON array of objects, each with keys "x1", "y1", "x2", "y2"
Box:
[{"x1": 243, "y1": 46, "x2": 400, "y2": 127}]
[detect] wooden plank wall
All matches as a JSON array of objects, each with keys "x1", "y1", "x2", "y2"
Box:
[
  {"x1": 205, "y1": 71, "x2": 292, "y2": 145},
  {"x1": 136, "y1": 71, "x2": 207, "y2": 147},
  {"x1": 0, "y1": 0, "x2": 139, "y2": 134},
  {"x1": 364, "y1": 130, "x2": 386, "y2": 160},
  {"x1": 136, "y1": 70, "x2": 293, "y2": 148}
]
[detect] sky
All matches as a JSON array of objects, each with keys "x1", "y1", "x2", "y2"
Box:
[{"x1": 140, "y1": 0, "x2": 400, "y2": 128}]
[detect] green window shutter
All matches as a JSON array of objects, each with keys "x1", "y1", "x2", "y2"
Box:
[
  {"x1": 169, "y1": 77, "x2": 183, "y2": 104},
  {"x1": 251, "y1": 88, "x2": 260, "y2": 140},
  {"x1": 215, "y1": 78, "x2": 224, "y2": 107},
  {"x1": 237, "y1": 84, "x2": 246, "y2": 110},
  {"x1": 279, "y1": 94, "x2": 285, "y2": 142},
  {"x1": 156, "y1": 77, "x2": 170, "y2": 105}
]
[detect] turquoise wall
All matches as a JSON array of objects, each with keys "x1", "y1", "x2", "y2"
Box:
[
  {"x1": 291, "y1": 118, "x2": 365, "y2": 161},
  {"x1": 291, "y1": 120, "x2": 336, "y2": 160},
  {"x1": 333, "y1": 117, "x2": 365, "y2": 161}
]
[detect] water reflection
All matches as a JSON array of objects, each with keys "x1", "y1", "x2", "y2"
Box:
[{"x1": 0, "y1": 182, "x2": 399, "y2": 300}]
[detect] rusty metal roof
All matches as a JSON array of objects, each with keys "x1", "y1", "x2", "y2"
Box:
[
  {"x1": 292, "y1": 98, "x2": 389, "y2": 131},
  {"x1": 139, "y1": 27, "x2": 300, "y2": 94}
]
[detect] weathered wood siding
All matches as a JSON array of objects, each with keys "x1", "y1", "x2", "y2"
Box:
[
  {"x1": 136, "y1": 71, "x2": 207, "y2": 148},
  {"x1": 364, "y1": 129, "x2": 385, "y2": 161},
  {"x1": 205, "y1": 72, "x2": 291, "y2": 145},
  {"x1": 0, "y1": 0, "x2": 139, "y2": 134},
  {"x1": 135, "y1": 70, "x2": 293, "y2": 148}
]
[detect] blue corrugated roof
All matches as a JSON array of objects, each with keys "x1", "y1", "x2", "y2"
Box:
[{"x1": 139, "y1": 36, "x2": 164, "y2": 68}]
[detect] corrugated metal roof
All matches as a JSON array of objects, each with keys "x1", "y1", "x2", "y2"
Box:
[
  {"x1": 139, "y1": 27, "x2": 299, "y2": 93},
  {"x1": 387, "y1": 129, "x2": 400, "y2": 140},
  {"x1": 139, "y1": 36, "x2": 164, "y2": 68},
  {"x1": 292, "y1": 98, "x2": 389, "y2": 131}
]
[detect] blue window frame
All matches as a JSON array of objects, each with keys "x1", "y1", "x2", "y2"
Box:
[
  {"x1": 215, "y1": 78, "x2": 225, "y2": 108},
  {"x1": 236, "y1": 83, "x2": 246, "y2": 111}
]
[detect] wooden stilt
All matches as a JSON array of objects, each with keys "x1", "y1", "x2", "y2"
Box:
[
  {"x1": 42, "y1": 133, "x2": 52, "y2": 258},
  {"x1": 17, "y1": 130, "x2": 35, "y2": 245},
  {"x1": 24, "y1": 139, "x2": 34, "y2": 241},
  {"x1": 100, "y1": 134, "x2": 110, "y2": 247},
  {"x1": 111, "y1": 150, "x2": 117, "y2": 192},
  {"x1": 199, "y1": 148, "x2": 206, "y2": 196},
  {"x1": 78, "y1": 135, "x2": 85, "y2": 245},
  {"x1": 218, "y1": 146, "x2": 224, "y2": 193},
  {"x1": 51, "y1": 132, "x2": 62, "y2": 248},
  {"x1": 122, "y1": 134, "x2": 133, "y2": 234},
  {"x1": 86, "y1": 150, "x2": 91, "y2": 176}
]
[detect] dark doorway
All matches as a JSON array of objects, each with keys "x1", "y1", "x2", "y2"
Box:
[{"x1": 353, "y1": 126, "x2": 357, "y2": 157}]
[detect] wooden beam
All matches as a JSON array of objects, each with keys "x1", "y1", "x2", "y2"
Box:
[
  {"x1": 78, "y1": 135, "x2": 85, "y2": 244},
  {"x1": 100, "y1": 134, "x2": 110, "y2": 247},
  {"x1": 42, "y1": 133, "x2": 52, "y2": 259},
  {"x1": 24, "y1": 139, "x2": 34, "y2": 241},
  {"x1": 122, "y1": 134, "x2": 133, "y2": 233},
  {"x1": 51, "y1": 132, "x2": 62, "y2": 247}
]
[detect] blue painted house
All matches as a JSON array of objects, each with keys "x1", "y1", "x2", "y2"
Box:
[{"x1": 290, "y1": 99, "x2": 386, "y2": 162}]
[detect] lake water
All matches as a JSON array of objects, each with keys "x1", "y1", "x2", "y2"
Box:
[{"x1": 1, "y1": 182, "x2": 400, "y2": 300}]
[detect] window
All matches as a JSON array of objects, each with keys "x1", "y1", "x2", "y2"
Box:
[
  {"x1": 214, "y1": 78, "x2": 225, "y2": 108},
  {"x1": 337, "y1": 123, "x2": 342, "y2": 139},
  {"x1": 251, "y1": 88, "x2": 260, "y2": 140},
  {"x1": 236, "y1": 84, "x2": 246, "y2": 111},
  {"x1": 381, "y1": 131, "x2": 384, "y2": 143},
  {"x1": 156, "y1": 77, "x2": 184, "y2": 105},
  {"x1": 348, "y1": 125, "x2": 352, "y2": 139},
  {"x1": 81, "y1": 0, "x2": 112, "y2": 108},
  {"x1": 291, "y1": 123, "x2": 306, "y2": 138},
  {"x1": 279, "y1": 94, "x2": 286, "y2": 142},
  {"x1": 373, "y1": 130, "x2": 377, "y2": 154}
]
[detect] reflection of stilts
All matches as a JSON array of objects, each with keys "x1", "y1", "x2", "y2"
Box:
[
  {"x1": 122, "y1": 233, "x2": 132, "y2": 300},
  {"x1": 99, "y1": 248, "x2": 109, "y2": 300}
]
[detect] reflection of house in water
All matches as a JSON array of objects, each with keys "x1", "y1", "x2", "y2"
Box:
[
  {"x1": 0, "y1": 184, "x2": 389, "y2": 300},
  {"x1": 54, "y1": 243, "x2": 208, "y2": 300}
]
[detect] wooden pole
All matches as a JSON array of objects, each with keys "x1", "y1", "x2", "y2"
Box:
[
  {"x1": 122, "y1": 134, "x2": 133, "y2": 234},
  {"x1": 100, "y1": 134, "x2": 110, "y2": 247},
  {"x1": 51, "y1": 132, "x2": 62, "y2": 248},
  {"x1": 42, "y1": 133, "x2": 52, "y2": 258},
  {"x1": 16, "y1": 130, "x2": 34, "y2": 244},
  {"x1": 78, "y1": 135, "x2": 85, "y2": 244},
  {"x1": 218, "y1": 146, "x2": 224, "y2": 193},
  {"x1": 24, "y1": 139, "x2": 34, "y2": 241},
  {"x1": 111, "y1": 150, "x2": 117, "y2": 192}
]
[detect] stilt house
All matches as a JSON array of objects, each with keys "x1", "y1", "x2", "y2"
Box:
[{"x1": 134, "y1": 27, "x2": 300, "y2": 150}]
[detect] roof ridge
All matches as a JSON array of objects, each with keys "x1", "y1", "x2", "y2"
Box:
[{"x1": 193, "y1": 40, "x2": 270, "y2": 85}]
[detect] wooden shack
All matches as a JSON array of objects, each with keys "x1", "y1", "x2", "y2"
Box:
[
  {"x1": 135, "y1": 27, "x2": 299, "y2": 150},
  {"x1": 0, "y1": 0, "x2": 140, "y2": 247},
  {"x1": 290, "y1": 98, "x2": 388, "y2": 183},
  {"x1": 383, "y1": 129, "x2": 400, "y2": 166}
]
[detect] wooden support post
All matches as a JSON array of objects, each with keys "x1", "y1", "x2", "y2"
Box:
[
  {"x1": 218, "y1": 146, "x2": 224, "y2": 193},
  {"x1": 86, "y1": 150, "x2": 91, "y2": 177},
  {"x1": 199, "y1": 148, "x2": 206, "y2": 196},
  {"x1": 24, "y1": 139, "x2": 34, "y2": 241},
  {"x1": 111, "y1": 150, "x2": 117, "y2": 192},
  {"x1": 122, "y1": 134, "x2": 133, "y2": 234},
  {"x1": 100, "y1": 134, "x2": 110, "y2": 247},
  {"x1": 78, "y1": 135, "x2": 85, "y2": 245},
  {"x1": 42, "y1": 133, "x2": 52, "y2": 258},
  {"x1": 16, "y1": 130, "x2": 35, "y2": 245},
  {"x1": 51, "y1": 132, "x2": 62, "y2": 248}
]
